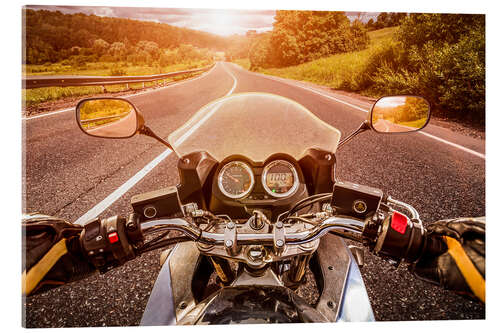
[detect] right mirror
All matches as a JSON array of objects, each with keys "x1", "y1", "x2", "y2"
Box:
[{"x1": 370, "y1": 96, "x2": 430, "y2": 133}]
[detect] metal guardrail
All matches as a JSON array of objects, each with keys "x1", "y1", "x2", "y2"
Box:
[
  {"x1": 80, "y1": 113, "x2": 130, "y2": 124},
  {"x1": 22, "y1": 63, "x2": 214, "y2": 89}
]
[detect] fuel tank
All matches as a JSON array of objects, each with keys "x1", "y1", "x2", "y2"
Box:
[{"x1": 184, "y1": 285, "x2": 328, "y2": 324}]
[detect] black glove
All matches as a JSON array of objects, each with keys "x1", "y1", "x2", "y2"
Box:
[
  {"x1": 410, "y1": 217, "x2": 485, "y2": 303},
  {"x1": 22, "y1": 213, "x2": 96, "y2": 296}
]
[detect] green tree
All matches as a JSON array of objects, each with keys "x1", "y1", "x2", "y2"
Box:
[
  {"x1": 249, "y1": 33, "x2": 274, "y2": 69},
  {"x1": 265, "y1": 10, "x2": 369, "y2": 67}
]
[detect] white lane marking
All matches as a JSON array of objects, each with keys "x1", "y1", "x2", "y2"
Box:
[
  {"x1": 222, "y1": 62, "x2": 238, "y2": 95},
  {"x1": 419, "y1": 131, "x2": 486, "y2": 159},
  {"x1": 74, "y1": 62, "x2": 238, "y2": 225},
  {"x1": 22, "y1": 64, "x2": 218, "y2": 121},
  {"x1": 232, "y1": 64, "x2": 485, "y2": 160},
  {"x1": 23, "y1": 107, "x2": 73, "y2": 120},
  {"x1": 74, "y1": 148, "x2": 173, "y2": 225}
]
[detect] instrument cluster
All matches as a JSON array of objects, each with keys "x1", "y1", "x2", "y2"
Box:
[{"x1": 217, "y1": 158, "x2": 301, "y2": 201}]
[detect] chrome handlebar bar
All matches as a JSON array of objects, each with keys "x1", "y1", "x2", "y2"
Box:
[{"x1": 140, "y1": 216, "x2": 365, "y2": 246}]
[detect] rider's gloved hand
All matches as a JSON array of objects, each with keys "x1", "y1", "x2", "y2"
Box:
[
  {"x1": 22, "y1": 213, "x2": 96, "y2": 296},
  {"x1": 410, "y1": 217, "x2": 485, "y2": 303}
]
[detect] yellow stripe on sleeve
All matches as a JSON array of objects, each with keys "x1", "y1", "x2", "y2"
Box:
[
  {"x1": 22, "y1": 239, "x2": 68, "y2": 296},
  {"x1": 444, "y1": 236, "x2": 485, "y2": 303}
]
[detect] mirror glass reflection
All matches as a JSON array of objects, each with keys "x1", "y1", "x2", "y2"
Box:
[
  {"x1": 371, "y1": 96, "x2": 430, "y2": 133},
  {"x1": 78, "y1": 99, "x2": 137, "y2": 138}
]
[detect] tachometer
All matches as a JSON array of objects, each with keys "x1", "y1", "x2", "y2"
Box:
[
  {"x1": 262, "y1": 160, "x2": 299, "y2": 198},
  {"x1": 218, "y1": 161, "x2": 255, "y2": 199}
]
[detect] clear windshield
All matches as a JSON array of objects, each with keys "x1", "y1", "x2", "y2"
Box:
[{"x1": 168, "y1": 93, "x2": 341, "y2": 162}]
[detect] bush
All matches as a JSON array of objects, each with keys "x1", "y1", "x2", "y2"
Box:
[
  {"x1": 109, "y1": 67, "x2": 127, "y2": 76},
  {"x1": 71, "y1": 56, "x2": 87, "y2": 69},
  {"x1": 338, "y1": 39, "x2": 407, "y2": 91},
  {"x1": 99, "y1": 54, "x2": 114, "y2": 62},
  {"x1": 368, "y1": 14, "x2": 485, "y2": 123}
]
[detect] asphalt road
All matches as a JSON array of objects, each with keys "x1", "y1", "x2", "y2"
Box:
[{"x1": 23, "y1": 62, "x2": 485, "y2": 327}]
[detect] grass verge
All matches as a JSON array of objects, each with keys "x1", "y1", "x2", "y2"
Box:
[{"x1": 235, "y1": 27, "x2": 397, "y2": 98}]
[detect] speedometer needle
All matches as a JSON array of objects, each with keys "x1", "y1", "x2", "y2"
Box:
[{"x1": 228, "y1": 175, "x2": 240, "y2": 183}]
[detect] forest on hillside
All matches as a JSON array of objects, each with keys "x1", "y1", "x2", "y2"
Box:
[{"x1": 23, "y1": 9, "x2": 228, "y2": 65}]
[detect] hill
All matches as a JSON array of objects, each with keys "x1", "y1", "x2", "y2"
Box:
[{"x1": 23, "y1": 9, "x2": 228, "y2": 64}]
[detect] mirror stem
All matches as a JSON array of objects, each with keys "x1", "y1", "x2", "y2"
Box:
[
  {"x1": 337, "y1": 121, "x2": 370, "y2": 150},
  {"x1": 138, "y1": 125, "x2": 174, "y2": 150}
]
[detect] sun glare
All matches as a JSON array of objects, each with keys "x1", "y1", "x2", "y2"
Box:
[{"x1": 204, "y1": 10, "x2": 237, "y2": 35}]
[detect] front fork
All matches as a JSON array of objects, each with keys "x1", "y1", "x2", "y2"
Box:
[{"x1": 208, "y1": 252, "x2": 313, "y2": 288}]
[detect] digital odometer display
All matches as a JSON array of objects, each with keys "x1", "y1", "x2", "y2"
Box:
[
  {"x1": 218, "y1": 161, "x2": 254, "y2": 199},
  {"x1": 262, "y1": 160, "x2": 299, "y2": 197}
]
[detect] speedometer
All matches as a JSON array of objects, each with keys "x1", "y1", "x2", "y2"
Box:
[
  {"x1": 262, "y1": 160, "x2": 299, "y2": 198},
  {"x1": 218, "y1": 161, "x2": 255, "y2": 199}
]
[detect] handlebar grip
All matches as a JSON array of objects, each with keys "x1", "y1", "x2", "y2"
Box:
[
  {"x1": 364, "y1": 211, "x2": 429, "y2": 263},
  {"x1": 421, "y1": 233, "x2": 447, "y2": 258}
]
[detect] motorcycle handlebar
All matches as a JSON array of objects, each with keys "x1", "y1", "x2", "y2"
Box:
[
  {"x1": 80, "y1": 197, "x2": 442, "y2": 273},
  {"x1": 138, "y1": 203, "x2": 443, "y2": 265},
  {"x1": 140, "y1": 216, "x2": 365, "y2": 246}
]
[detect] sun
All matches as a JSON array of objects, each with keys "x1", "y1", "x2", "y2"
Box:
[{"x1": 203, "y1": 10, "x2": 238, "y2": 35}]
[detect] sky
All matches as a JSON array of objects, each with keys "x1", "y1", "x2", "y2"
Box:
[
  {"x1": 376, "y1": 96, "x2": 408, "y2": 108},
  {"x1": 26, "y1": 5, "x2": 379, "y2": 36}
]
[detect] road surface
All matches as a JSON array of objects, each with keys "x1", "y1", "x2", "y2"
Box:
[
  {"x1": 85, "y1": 110, "x2": 136, "y2": 137},
  {"x1": 23, "y1": 62, "x2": 485, "y2": 326}
]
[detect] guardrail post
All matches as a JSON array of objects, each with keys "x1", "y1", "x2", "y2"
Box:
[
  {"x1": 142, "y1": 82, "x2": 145, "y2": 89},
  {"x1": 126, "y1": 83, "x2": 129, "y2": 90},
  {"x1": 101, "y1": 85, "x2": 106, "y2": 93}
]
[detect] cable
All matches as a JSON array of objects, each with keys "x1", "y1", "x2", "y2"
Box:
[
  {"x1": 278, "y1": 193, "x2": 331, "y2": 221},
  {"x1": 145, "y1": 230, "x2": 171, "y2": 245},
  {"x1": 329, "y1": 230, "x2": 363, "y2": 242},
  {"x1": 137, "y1": 236, "x2": 191, "y2": 254},
  {"x1": 284, "y1": 216, "x2": 320, "y2": 224},
  {"x1": 287, "y1": 194, "x2": 332, "y2": 217}
]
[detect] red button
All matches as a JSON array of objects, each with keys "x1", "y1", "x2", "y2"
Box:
[
  {"x1": 391, "y1": 211, "x2": 408, "y2": 234},
  {"x1": 108, "y1": 232, "x2": 119, "y2": 244}
]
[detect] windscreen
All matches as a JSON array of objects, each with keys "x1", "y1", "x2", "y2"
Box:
[{"x1": 168, "y1": 93, "x2": 341, "y2": 162}]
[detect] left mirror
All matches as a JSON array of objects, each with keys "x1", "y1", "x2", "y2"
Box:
[{"x1": 77, "y1": 98, "x2": 138, "y2": 138}]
